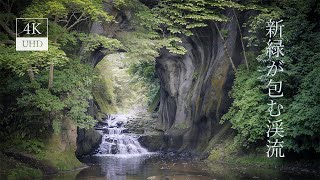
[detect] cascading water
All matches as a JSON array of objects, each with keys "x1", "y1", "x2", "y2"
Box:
[{"x1": 94, "y1": 114, "x2": 149, "y2": 156}]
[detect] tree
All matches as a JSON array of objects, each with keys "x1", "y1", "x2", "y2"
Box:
[
  {"x1": 0, "y1": 0, "x2": 121, "y2": 137},
  {"x1": 22, "y1": 0, "x2": 114, "y2": 89}
]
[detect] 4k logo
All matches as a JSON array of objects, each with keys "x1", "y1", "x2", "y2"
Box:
[
  {"x1": 16, "y1": 18, "x2": 48, "y2": 51},
  {"x1": 22, "y1": 22, "x2": 42, "y2": 34}
]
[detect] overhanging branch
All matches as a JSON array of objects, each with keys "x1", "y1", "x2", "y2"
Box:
[{"x1": 0, "y1": 19, "x2": 16, "y2": 39}]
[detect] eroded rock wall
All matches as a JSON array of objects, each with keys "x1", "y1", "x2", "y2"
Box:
[{"x1": 156, "y1": 10, "x2": 247, "y2": 153}]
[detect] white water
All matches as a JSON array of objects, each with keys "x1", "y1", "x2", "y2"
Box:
[{"x1": 94, "y1": 114, "x2": 149, "y2": 157}]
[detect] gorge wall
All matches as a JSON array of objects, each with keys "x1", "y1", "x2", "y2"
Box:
[
  {"x1": 81, "y1": 1, "x2": 251, "y2": 155},
  {"x1": 156, "y1": 10, "x2": 249, "y2": 153}
]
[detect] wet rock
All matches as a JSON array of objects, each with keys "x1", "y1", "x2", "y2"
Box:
[
  {"x1": 122, "y1": 129, "x2": 129, "y2": 133},
  {"x1": 105, "y1": 138, "x2": 113, "y2": 143},
  {"x1": 151, "y1": 113, "x2": 158, "y2": 118},
  {"x1": 96, "y1": 127, "x2": 107, "y2": 131},
  {"x1": 98, "y1": 121, "x2": 108, "y2": 126},
  {"x1": 111, "y1": 145, "x2": 119, "y2": 154},
  {"x1": 116, "y1": 121, "x2": 124, "y2": 128}
]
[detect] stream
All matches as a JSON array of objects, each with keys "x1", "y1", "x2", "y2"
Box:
[{"x1": 49, "y1": 115, "x2": 319, "y2": 180}]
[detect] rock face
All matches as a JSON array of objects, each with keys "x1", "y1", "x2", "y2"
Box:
[
  {"x1": 76, "y1": 128, "x2": 102, "y2": 156},
  {"x1": 156, "y1": 10, "x2": 247, "y2": 153},
  {"x1": 58, "y1": 117, "x2": 78, "y2": 151}
]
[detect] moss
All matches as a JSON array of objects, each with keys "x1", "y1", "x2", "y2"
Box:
[
  {"x1": 192, "y1": 72, "x2": 199, "y2": 80},
  {"x1": 35, "y1": 134, "x2": 82, "y2": 171},
  {"x1": 36, "y1": 149, "x2": 82, "y2": 171},
  {"x1": 207, "y1": 122, "x2": 281, "y2": 168},
  {"x1": 208, "y1": 62, "x2": 229, "y2": 118},
  {"x1": 92, "y1": 86, "x2": 116, "y2": 114},
  {"x1": 231, "y1": 154, "x2": 281, "y2": 167},
  {"x1": 208, "y1": 137, "x2": 236, "y2": 161},
  {"x1": 205, "y1": 160, "x2": 282, "y2": 179},
  {"x1": 148, "y1": 89, "x2": 160, "y2": 113},
  {"x1": 208, "y1": 138, "x2": 281, "y2": 168},
  {"x1": 173, "y1": 122, "x2": 189, "y2": 130},
  {"x1": 8, "y1": 166, "x2": 42, "y2": 180}
]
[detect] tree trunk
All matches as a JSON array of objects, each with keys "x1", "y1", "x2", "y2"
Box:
[
  {"x1": 27, "y1": 66, "x2": 35, "y2": 81},
  {"x1": 232, "y1": 8, "x2": 249, "y2": 71},
  {"x1": 48, "y1": 17, "x2": 59, "y2": 90},
  {"x1": 48, "y1": 63, "x2": 54, "y2": 89},
  {"x1": 214, "y1": 22, "x2": 237, "y2": 73}
]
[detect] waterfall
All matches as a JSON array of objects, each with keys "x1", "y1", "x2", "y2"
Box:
[{"x1": 94, "y1": 114, "x2": 149, "y2": 156}]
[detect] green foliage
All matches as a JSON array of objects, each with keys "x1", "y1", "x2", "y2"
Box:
[
  {"x1": 150, "y1": 0, "x2": 240, "y2": 36},
  {"x1": 77, "y1": 33, "x2": 122, "y2": 52},
  {"x1": 174, "y1": 122, "x2": 188, "y2": 130},
  {"x1": 93, "y1": 59, "x2": 117, "y2": 114},
  {"x1": 0, "y1": 44, "x2": 69, "y2": 76},
  {"x1": 128, "y1": 60, "x2": 160, "y2": 105},
  {"x1": 113, "y1": 0, "x2": 138, "y2": 9},
  {"x1": 279, "y1": 0, "x2": 320, "y2": 153},
  {"x1": 224, "y1": 0, "x2": 320, "y2": 153},
  {"x1": 221, "y1": 64, "x2": 268, "y2": 147},
  {"x1": 119, "y1": 31, "x2": 161, "y2": 62},
  {"x1": 18, "y1": 89, "x2": 64, "y2": 112},
  {"x1": 0, "y1": 137, "x2": 45, "y2": 154},
  {"x1": 52, "y1": 119, "x2": 61, "y2": 134},
  {"x1": 20, "y1": 139, "x2": 45, "y2": 154},
  {"x1": 135, "y1": 0, "x2": 244, "y2": 55},
  {"x1": 244, "y1": 4, "x2": 283, "y2": 48},
  {"x1": 284, "y1": 66, "x2": 320, "y2": 152},
  {"x1": 23, "y1": 0, "x2": 113, "y2": 22},
  {"x1": 114, "y1": 8, "x2": 162, "y2": 107},
  {"x1": 192, "y1": 72, "x2": 199, "y2": 80},
  {"x1": 53, "y1": 60, "x2": 96, "y2": 129},
  {"x1": 0, "y1": 0, "x2": 117, "y2": 140},
  {"x1": 0, "y1": 58, "x2": 96, "y2": 138}
]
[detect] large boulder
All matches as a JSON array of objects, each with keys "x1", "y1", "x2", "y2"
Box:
[{"x1": 76, "y1": 128, "x2": 102, "y2": 156}]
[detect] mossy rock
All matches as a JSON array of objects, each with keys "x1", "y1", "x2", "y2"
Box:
[{"x1": 138, "y1": 133, "x2": 165, "y2": 151}]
